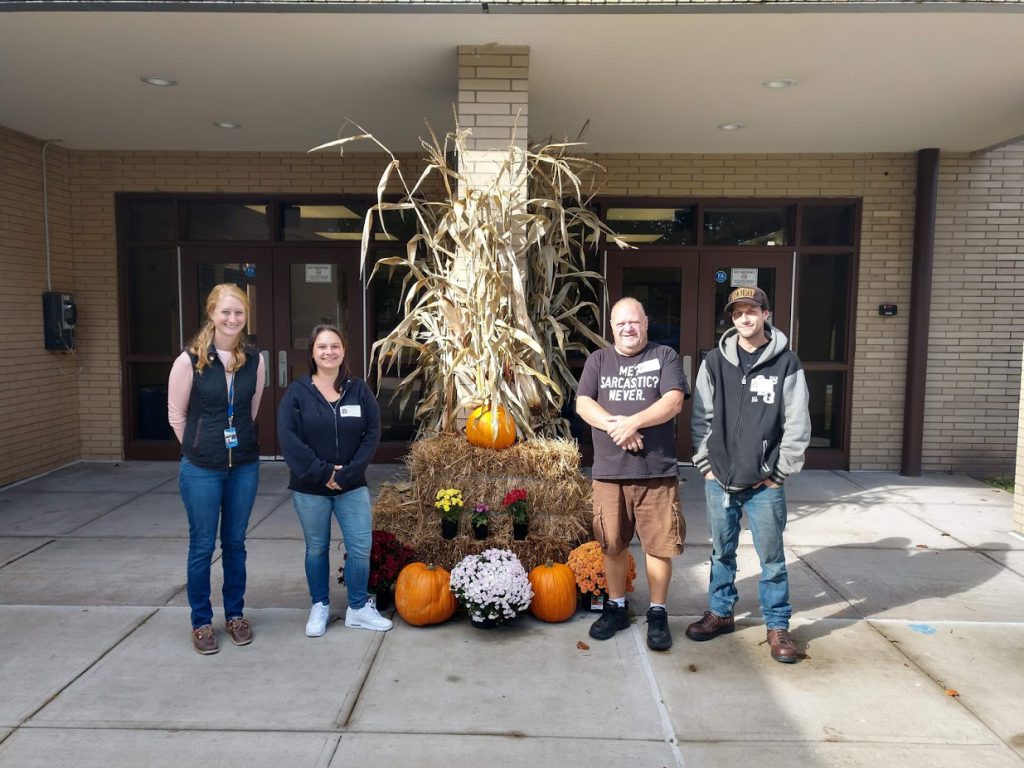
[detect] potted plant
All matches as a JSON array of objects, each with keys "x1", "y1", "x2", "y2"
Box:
[
  {"x1": 503, "y1": 488, "x2": 529, "y2": 540},
  {"x1": 567, "y1": 541, "x2": 637, "y2": 612},
  {"x1": 338, "y1": 530, "x2": 415, "y2": 611},
  {"x1": 471, "y1": 502, "x2": 490, "y2": 540},
  {"x1": 435, "y1": 487, "x2": 464, "y2": 539},
  {"x1": 449, "y1": 548, "x2": 533, "y2": 628}
]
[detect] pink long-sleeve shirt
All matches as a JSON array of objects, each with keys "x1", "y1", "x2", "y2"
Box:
[{"x1": 167, "y1": 349, "x2": 267, "y2": 443}]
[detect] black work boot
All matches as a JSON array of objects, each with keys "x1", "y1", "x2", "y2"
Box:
[{"x1": 589, "y1": 600, "x2": 630, "y2": 640}]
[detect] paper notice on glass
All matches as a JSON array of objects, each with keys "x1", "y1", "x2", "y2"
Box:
[
  {"x1": 305, "y1": 264, "x2": 332, "y2": 283},
  {"x1": 731, "y1": 268, "x2": 758, "y2": 287}
]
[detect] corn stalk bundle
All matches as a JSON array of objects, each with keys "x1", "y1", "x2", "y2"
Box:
[{"x1": 313, "y1": 120, "x2": 630, "y2": 439}]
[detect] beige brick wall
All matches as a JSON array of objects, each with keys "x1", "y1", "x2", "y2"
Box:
[
  {"x1": 0, "y1": 126, "x2": 80, "y2": 486},
  {"x1": 929, "y1": 150, "x2": 1024, "y2": 474},
  {"x1": 591, "y1": 152, "x2": 918, "y2": 469}
]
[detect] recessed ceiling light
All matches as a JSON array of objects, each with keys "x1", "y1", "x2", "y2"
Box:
[
  {"x1": 763, "y1": 78, "x2": 798, "y2": 89},
  {"x1": 718, "y1": 123, "x2": 745, "y2": 131},
  {"x1": 213, "y1": 122, "x2": 243, "y2": 129},
  {"x1": 140, "y1": 76, "x2": 177, "y2": 87}
]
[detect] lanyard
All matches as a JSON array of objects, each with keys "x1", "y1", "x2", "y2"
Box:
[{"x1": 226, "y1": 373, "x2": 235, "y2": 427}]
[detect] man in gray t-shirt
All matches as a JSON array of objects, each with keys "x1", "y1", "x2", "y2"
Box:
[{"x1": 576, "y1": 297, "x2": 689, "y2": 651}]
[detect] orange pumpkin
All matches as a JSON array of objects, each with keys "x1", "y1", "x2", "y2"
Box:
[
  {"x1": 395, "y1": 562, "x2": 458, "y2": 626},
  {"x1": 528, "y1": 561, "x2": 578, "y2": 623},
  {"x1": 466, "y1": 405, "x2": 516, "y2": 450}
]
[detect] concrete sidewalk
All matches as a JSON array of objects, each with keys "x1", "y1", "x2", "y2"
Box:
[{"x1": 1, "y1": 461, "x2": 1022, "y2": 767}]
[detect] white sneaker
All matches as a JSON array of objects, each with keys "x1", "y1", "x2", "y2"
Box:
[
  {"x1": 305, "y1": 602, "x2": 330, "y2": 637},
  {"x1": 345, "y1": 599, "x2": 393, "y2": 632}
]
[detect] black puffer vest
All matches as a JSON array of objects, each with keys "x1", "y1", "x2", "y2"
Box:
[{"x1": 181, "y1": 346, "x2": 259, "y2": 468}]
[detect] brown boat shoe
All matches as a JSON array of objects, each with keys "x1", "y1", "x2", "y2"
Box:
[
  {"x1": 191, "y1": 624, "x2": 219, "y2": 655},
  {"x1": 767, "y1": 628, "x2": 798, "y2": 663},
  {"x1": 226, "y1": 617, "x2": 253, "y2": 646}
]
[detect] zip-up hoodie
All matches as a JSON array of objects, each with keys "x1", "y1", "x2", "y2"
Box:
[
  {"x1": 691, "y1": 324, "x2": 810, "y2": 492},
  {"x1": 277, "y1": 374, "x2": 381, "y2": 496}
]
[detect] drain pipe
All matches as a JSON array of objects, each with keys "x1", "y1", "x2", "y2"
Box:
[
  {"x1": 40, "y1": 139, "x2": 62, "y2": 291},
  {"x1": 900, "y1": 148, "x2": 939, "y2": 477}
]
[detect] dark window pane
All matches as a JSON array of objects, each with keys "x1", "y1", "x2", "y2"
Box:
[
  {"x1": 703, "y1": 207, "x2": 791, "y2": 246},
  {"x1": 127, "y1": 248, "x2": 179, "y2": 355},
  {"x1": 288, "y1": 262, "x2": 350, "y2": 344},
  {"x1": 375, "y1": 208, "x2": 419, "y2": 242},
  {"x1": 281, "y1": 203, "x2": 370, "y2": 242},
  {"x1": 805, "y1": 370, "x2": 844, "y2": 450},
  {"x1": 131, "y1": 362, "x2": 174, "y2": 441},
  {"x1": 126, "y1": 201, "x2": 175, "y2": 241},
  {"x1": 708, "y1": 265, "x2": 778, "y2": 347},
  {"x1": 797, "y1": 253, "x2": 850, "y2": 363},
  {"x1": 369, "y1": 254, "x2": 419, "y2": 442},
  {"x1": 606, "y1": 207, "x2": 695, "y2": 246},
  {"x1": 802, "y1": 206, "x2": 855, "y2": 246},
  {"x1": 622, "y1": 267, "x2": 682, "y2": 352},
  {"x1": 184, "y1": 202, "x2": 269, "y2": 241}
]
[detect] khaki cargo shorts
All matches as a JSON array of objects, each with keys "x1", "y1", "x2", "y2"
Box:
[{"x1": 591, "y1": 476, "x2": 685, "y2": 558}]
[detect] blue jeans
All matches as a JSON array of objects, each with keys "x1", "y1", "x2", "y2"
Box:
[
  {"x1": 179, "y1": 458, "x2": 260, "y2": 629},
  {"x1": 292, "y1": 487, "x2": 371, "y2": 610},
  {"x1": 704, "y1": 479, "x2": 791, "y2": 630}
]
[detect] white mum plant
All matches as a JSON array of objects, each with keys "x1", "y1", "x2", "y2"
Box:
[{"x1": 450, "y1": 548, "x2": 534, "y2": 625}]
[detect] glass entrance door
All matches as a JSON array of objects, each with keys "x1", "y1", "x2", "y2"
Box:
[
  {"x1": 605, "y1": 252, "x2": 699, "y2": 460},
  {"x1": 270, "y1": 248, "x2": 364, "y2": 457},
  {"x1": 180, "y1": 246, "x2": 363, "y2": 458},
  {"x1": 697, "y1": 252, "x2": 794, "y2": 357}
]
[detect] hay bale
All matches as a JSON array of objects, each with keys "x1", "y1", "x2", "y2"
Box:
[{"x1": 373, "y1": 435, "x2": 593, "y2": 571}]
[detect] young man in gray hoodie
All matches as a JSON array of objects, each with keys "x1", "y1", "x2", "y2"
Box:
[{"x1": 687, "y1": 286, "x2": 810, "y2": 663}]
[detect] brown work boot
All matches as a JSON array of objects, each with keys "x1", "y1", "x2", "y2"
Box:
[
  {"x1": 767, "y1": 628, "x2": 797, "y2": 663},
  {"x1": 685, "y1": 611, "x2": 735, "y2": 642},
  {"x1": 191, "y1": 624, "x2": 219, "y2": 655},
  {"x1": 226, "y1": 617, "x2": 253, "y2": 646}
]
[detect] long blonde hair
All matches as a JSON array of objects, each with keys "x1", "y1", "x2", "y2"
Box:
[{"x1": 187, "y1": 283, "x2": 251, "y2": 374}]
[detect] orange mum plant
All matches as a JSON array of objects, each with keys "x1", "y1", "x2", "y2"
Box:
[{"x1": 567, "y1": 541, "x2": 636, "y2": 597}]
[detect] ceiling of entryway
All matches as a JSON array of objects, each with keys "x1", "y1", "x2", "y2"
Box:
[{"x1": 1, "y1": 8, "x2": 1023, "y2": 153}]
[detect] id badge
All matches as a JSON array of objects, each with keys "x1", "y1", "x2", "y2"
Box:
[{"x1": 223, "y1": 427, "x2": 239, "y2": 449}]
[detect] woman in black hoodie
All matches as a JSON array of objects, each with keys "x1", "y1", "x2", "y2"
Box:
[{"x1": 278, "y1": 324, "x2": 390, "y2": 637}]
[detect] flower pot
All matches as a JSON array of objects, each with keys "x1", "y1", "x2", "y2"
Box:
[
  {"x1": 473, "y1": 523, "x2": 488, "y2": 540},
  {"x1": 441, "y1": 519, "x2": 458, "y2": 540},
  {"x1": 512, "y1": 522, "x2": 528, "y2": 540},
  {"x1": 374, "y1": 587, "x2": 393, "y2": 611},
  {"x1": 582, "y1": 591, "x2": 607, "y2": 613},
  {"x1": 470, "y1": 614, "x2": 500, "y2": 629}
]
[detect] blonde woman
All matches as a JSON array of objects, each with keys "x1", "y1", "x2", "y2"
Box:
[{"x1": 168, "y1": 283, "x2": 266, "y2": 655}]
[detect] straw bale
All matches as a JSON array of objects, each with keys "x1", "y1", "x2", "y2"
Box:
[{"x1": 373, "y1": 434, "x2": 593, "y2": 571}]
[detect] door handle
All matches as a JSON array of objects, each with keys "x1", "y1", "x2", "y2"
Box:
[
  {"x1": 260, "y1": 350, "x2": 271, "y2": 388},
  {"x1": 682, "y1": 355, "x2": 693, "y2": 392},
  {"x1": 278, "y1": 350, "x2": 288, "y2": 388}
]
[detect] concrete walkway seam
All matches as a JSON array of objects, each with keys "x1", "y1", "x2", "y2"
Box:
[{"x1": 630, "y1": 623, "x2": 687, "y2": 768}]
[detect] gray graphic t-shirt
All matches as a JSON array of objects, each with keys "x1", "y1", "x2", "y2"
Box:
[{"x1": 577, "y1": 343, "x2": 688, "y2": 480}]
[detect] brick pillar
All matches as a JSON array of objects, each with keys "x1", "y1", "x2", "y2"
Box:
[
  {"x1": 1014, "y1": 341, "x2": 1024, "y2": 534},
  {"x1": 456, "y1": 44, "x2": 528, "y2": 188}
]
